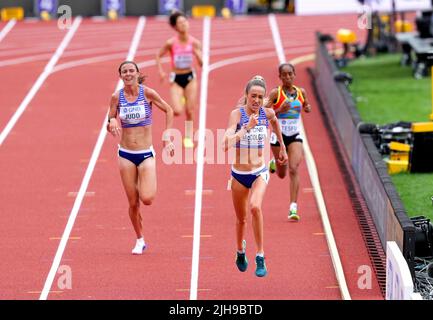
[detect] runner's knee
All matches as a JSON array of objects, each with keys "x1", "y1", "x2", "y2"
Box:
[
  {"x1": 237, "y1": 217, "x2": 247, "y2": 225},
  {"x1": 140, "y1": 195, "x2": 154, "y2": 206},
  {"x1": 250, "y1": 204, "x2": 261, "y2": 217},
  {"x1": 289, "y1": 163, "x2": 299, "y2": 175},
  {"x1": 172, "y1": 105, "x2": 182, "y2": 116}
]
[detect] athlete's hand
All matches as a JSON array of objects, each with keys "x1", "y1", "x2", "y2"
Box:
[
  {"x1": 278, "y1": 146, "x2": 288, "y2": 165},
  {"x1": 107, "y1": 119, "x2": 121, "y2": 137},
  {"x1": 246, "y1": 114, "x2": 258, "y2": 130},
  {"x1": 303, "y1": 104, "x2": 312, "y2": 113},
  {"x1": 278, "y1": 99, "x2": 291, "y2": 114},
  {"x1": 164, "y1": 141, "x2": 175, "y2": 157}
]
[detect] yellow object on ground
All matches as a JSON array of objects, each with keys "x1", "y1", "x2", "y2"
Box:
[
  {"x1": 411, "y1": 122, "x2": 433, "y2": 133},
  {"x1": 183, "y1": 137, "x2": 194, "y2": 148},
  {"x1": 1, "y1": 7, "x2": 24, "y2": 21},
  {"x1": 389, "y1": 141, "x2": 410, "y2": 152},
  {"x1": 395, "y1": 20, "x2": 414, "y2": 33},
  {"x1": 380, "y1": 14, "x2": 390, "y2": 23},
  {"x1": 336, "y1": 29, "x2": 356, "y2": 44},
  {"x1": 389, "y1": 142, "x2": 410, "y2": 162},
  {"x1": 192, "y1": 5, "x2": 216, "y2": 18},
  {"x1": 386, "y1": 159, "x2": 409, "y2": 174}
]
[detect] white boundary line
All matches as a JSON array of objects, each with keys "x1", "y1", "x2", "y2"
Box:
[
  {"x1": 209, "y1": 51, "x2": 276, "y2": 72},
  {"x1": 268, "y1": 13, "x2": 351, "y2": 300},
  {"x1": 268, "y1": 15, "x2": 286, "y2": 64},
  {"x1": 0, "y1": 17, "x2": 82, "y2": 147},
  {"x1": 0, "y1": 19, "x2": 16, "y2": 44},
  {"x1": 38, "y1": 16, "x2": 146, "y2": 301},
  {"x1": 189, "y1": 16, "x2": 211, "y2": 301}
]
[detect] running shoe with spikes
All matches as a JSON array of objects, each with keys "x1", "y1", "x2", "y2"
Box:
[
  {"x1": 255, "y1": 255, "x2": 267, "y2": 277},
  {"x1": 288, "y1": 207, "x2": 300, "y2": 221},
  {"x1": 235, "y1": 240, "x2": 248, "y2": 272},
  {"x1": 269, "y1": 158, "x2": 276, "y2": 173},
  {"x1": 132, "y1": 239, "x2": 146, "y2": 255},
  {"x1": 183, "y1": 137, "x2": 194, "y2": 148}
]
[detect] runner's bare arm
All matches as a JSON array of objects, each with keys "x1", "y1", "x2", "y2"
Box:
[
  {"x1": 301, "y1": 87, "x2": 312, "y2": 113},
  {"x1": 107, "y1": 92, "x2": 120, "y2": 136},
  {"x1": 193, "y1": 38, "x2": 203, "y2": 68},
  {"x1": 223, "y1": 109, "x2": 252, "y2": 152},
  {"x1": 264, "y1": 88, "x2": 277, "y2": 109},
  {"x1": 266, "y1": 108, "x2": 288, "y2": 164},
  {"x1": 145, "y1": 88, "x2": 175, "y2": 156},
  {"x1": 156, "y1": 40, "x2": 172, "y2": 80}
]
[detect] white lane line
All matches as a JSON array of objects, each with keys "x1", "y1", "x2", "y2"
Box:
[
  {"x1": 0, "y1": 17, "x2": 82, "y2": 147},
  {"x1": 268, "y1": 13, "x2": 351, "y2": 300},
  {"x1": 189, "y1": 16, "x2": 211, "y2": 301},
  {"x1": 268, "y1": 14, "x2": 286, "y2": 64},
  {"x1": 0, "y1": 53, "x2": 53, "y2": 67},
  {"x1": 38, "y1": 16, "x2": 146, "y2": 301},
  {"x1": 209, "y1": 51, "x2": 276, "y2": 72},
  {"x1": 0, "y1": 19, "x2": 16, "y2": 43},
  {"x1": 0, "y1": 46, "x2": 58, "y2": 58}
]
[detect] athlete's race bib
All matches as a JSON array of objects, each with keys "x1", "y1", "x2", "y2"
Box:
[
  {"x1": 239, "y1": 125, "x2": 267, "y2": 148},
  {"x1": 279, "y1": 118, "x2": 299, "y2": 136},
  {"x1": 174, "y1": 54, "x2": 193, "y2": 69},
  {"x1": 119, "y1": 103, "x2": 147, "y2": 124}
]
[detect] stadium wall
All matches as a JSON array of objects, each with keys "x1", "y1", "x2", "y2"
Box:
[
  {"x1": 0, "y1": 1, "x2": 226, "y2": 17},
  {"x1": 0, "y1": 0, "x2": 33, "y2": 16},
  {"x1": 313, "y1": 32, "x2": 416, "y2": 274}
]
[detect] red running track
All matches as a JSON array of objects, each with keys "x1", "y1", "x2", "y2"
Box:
[{"x1": 0, "y1": 14, "x2": 382, "y2": 300}]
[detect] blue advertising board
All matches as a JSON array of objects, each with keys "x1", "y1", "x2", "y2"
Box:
[
  {"x1": 102, "y1": 0, "x2": 125, "y2": 16},
  {"x1": 225, "y1": 0, "x2": 247, "y2": 14},
  {"x1": 34, "y1": 0, "x2": 57, "y2": 15},
  {"x1": 158, "y1": 0, "x2": 183, "y2": 15}
]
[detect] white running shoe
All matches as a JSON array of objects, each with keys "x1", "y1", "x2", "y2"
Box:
[
  {"x1": 132, "y1": 238, "x2": 146, "y2": 255},
  {"x1": 288, "y1": 203, "x2": 300, "y2": 221}
]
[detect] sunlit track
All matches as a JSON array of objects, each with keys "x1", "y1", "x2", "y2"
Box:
[
  {"x1": 40, "y1": 17, "x2": 205, "y2": 300},
  {"x1": 0, "y1": 14, "x2": 383, "y2": 300},
  {"x1": 0, "y1": 17, "x2": 144, "y2": 299},
  {"x1": 197, "y1": 14, "x2": 380, "y2": 300},
  {"x1": 269, "y1": 13, "x2": 352, "y2": 300},
  {"x1": 194, "y1": 16, "x2": 339, "y2": 300},
  {"x1": 39, "y1": 16, "x2": 147, "y2": 301},
  {"x1": 0, "y1": 17, "x2": 82, "y2": 147}
]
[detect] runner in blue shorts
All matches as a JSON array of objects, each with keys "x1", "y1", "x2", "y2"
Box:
[
  {"x1": 223, "y1": 77, "x2": 287, "y2": 277},
  {"x1": 107, "y1": 61, "x2": 175, "y2": 255}
]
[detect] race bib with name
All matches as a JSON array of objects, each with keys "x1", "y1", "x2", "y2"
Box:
[
  {"x1": 279, "y1": 118, "x2": 300, "y2": 136},
  {"x1": 238, "y1": 125, "x2": 268, "y2": 149},
  {"x1": 119, "y1": 102, "x2": 147, "y2": 125},
  {"x1": 173, "y1": 53, "x2": 193, "y2": 69}
]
